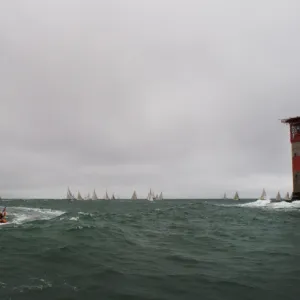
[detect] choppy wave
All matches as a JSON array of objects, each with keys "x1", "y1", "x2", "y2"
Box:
[
  {"x1": 12, "y1": 278, "x2": 52, "y2": 293},
  {"x1": 216, "y1": 199, "x2": 300, "y2": 211},
  {"x1": 0, "y1": 206, "x2": 65, "y2": 226},
  {"x1": 1, "y1": 199, "x2": 300, "y2": 300},
  {"x1": 239, "y1": 199, "x2": 300, "y2": 210}
]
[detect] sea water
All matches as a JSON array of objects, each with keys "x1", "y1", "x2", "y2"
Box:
[{"x1": 0, "y1": 199, "x2": 300, "y2": 300}]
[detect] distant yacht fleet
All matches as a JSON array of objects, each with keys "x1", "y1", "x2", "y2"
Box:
[
  {"x1": 66, "y1": 187, "x2": 291, "y2": 202},
  {"x1": 222, "y1": 188, "x2": 291, "y2": 202},
  {"x1": 223, "y1": 192, "x2": 240, "y2": 200},
  {"x1": 66, "y1": 187, "x2": 164, "y2": 201},
  {"x1": 257, "y1": 188, "x2": 291, "y2": 202}
]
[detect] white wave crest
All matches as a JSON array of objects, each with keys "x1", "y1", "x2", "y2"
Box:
[
  {"x1": 1, "y1": 206, "x2": 65, "y2": 225},
  {"x1": 238, "y1": 199, "x2": 300, "y2": 210},
  {"x1": 240, "y1": 199, "x2": 272, "y2": 207},
  {"x1": 78, "y1": 212, "x2": 93, "y2": 217}
]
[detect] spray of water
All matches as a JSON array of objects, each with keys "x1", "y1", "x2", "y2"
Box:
[{"x1": 0, "y1": 207, "x2": 65, "y2": 225}]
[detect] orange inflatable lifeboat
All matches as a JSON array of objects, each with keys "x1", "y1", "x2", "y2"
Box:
[{"x1": 0, "y1": 207, "x2": 7, "y2": 223}]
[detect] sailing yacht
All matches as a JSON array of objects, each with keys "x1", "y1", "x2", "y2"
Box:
[
  {"x1": 66, "y1": 187, "x2": 76, "y2": 201},
  {"x1": 91, "y1": 189, "x2": 98, "y2": 201},
  {"x1": 77, "y1": 191, "x2": 83, "y2": 201},
  {"x1": 284, "y1": 192, "x2": 292, "y2": 202},
  {"x1": 146, "y1": 189, "x2": 154, "y2": 201},
  {"x1": 111, "y1": 193, "x2": 116, "y2": 200},
  {"x1": 259, "y1": 188, "x2": 268, "y2": 200},
  {"x1": 131, "y1": 191, "x2": 137, "y2": 200},
  {"x1": 274, "y1": 191, "x2": 282, "y2": 202},
  {"x1": 84, "y1": 193, "x2": 91, "y2": 200},
  {"x1": 158, "y1": 192, "x2": 163, "y2": 200},
  {"x1": 223, "y1": 193, "x2": 227, "y2": 200},
  {"x1": 233, "y1": 191, "x2": 240, "y2": 201},
  {"x1": 103, "y1": 191, "x2": 110, "y2": 200}
]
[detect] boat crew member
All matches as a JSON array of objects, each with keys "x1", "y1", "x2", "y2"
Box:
[{"x1": 0, "y1": 207, "x2": 7, "y2": 223}]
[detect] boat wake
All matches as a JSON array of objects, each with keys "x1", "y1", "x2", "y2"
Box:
[
  {"x1": 238, "y1": 199, "x2": 300, "y2": 210},
  {"x1": 0, "y1": 207, "x2": 65, "y2": 226}
]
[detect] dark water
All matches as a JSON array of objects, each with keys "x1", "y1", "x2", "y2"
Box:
[{"x1": 1, "y1": 199, "x2": 300, "y2": 300}]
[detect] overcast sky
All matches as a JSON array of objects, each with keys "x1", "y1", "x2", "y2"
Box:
[{"x1": 0, "y1": 0, "x2": 299, "y2": 199}]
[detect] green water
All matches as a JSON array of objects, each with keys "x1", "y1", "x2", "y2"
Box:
[{"x1": 0, "y1": 199, "x2": 300, "y2": 300}]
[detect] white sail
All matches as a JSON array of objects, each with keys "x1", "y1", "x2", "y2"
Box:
[
  {"x1": 151, "y1": 189, "x2": 155, "y2": 201},
  {"x1": 103, "y1": 191, "x2": 110, "y2": 200},
  {"x1": 259, "y1": 188, "x2": 267, "y2": 200},
  {"x1": 233, "y1": 191, "x2": 240, "y2": 201},
  {"x1": 275, "y1": 191, "x2": 281, "y2": 202},
  {"x1": 66, "y1": 188, "x2": 71, "y2": 199},
  {"x1": 147, "y1": 193, "x2": 153, "y2": 201},
  {"x1": 131, "y1": 191, "x2": 137, "y2": 200},
  {"x1": 91, "y1": 189, "x2": 98, "y2": 200},
  {"x1": 77, "y1": 191, "x2": 83, "y2": 200},
  {"x1": 66, "y1": 187, "x2": 75, "y2": 201},
  {"x1": 158, "y1": 192, "x2": 163, "y2": 200},
  {"x1": 146, "y1": 189, "x2": 154, "y2": 201},
  {"x1": 284, "y1": 192, "x2": 290, "y2": 200},
  {"x1": 84, "y1": 193, "x2": 91, "y2": 200}
]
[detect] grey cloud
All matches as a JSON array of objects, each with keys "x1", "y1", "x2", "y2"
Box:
[{"x1": 0, "y1": 0, "x2": 299, "y2": 198}]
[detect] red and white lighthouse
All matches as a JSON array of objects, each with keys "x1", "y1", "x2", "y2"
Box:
[{"x1": 282, "y1": 116, "x2": 300, "y2": 201}]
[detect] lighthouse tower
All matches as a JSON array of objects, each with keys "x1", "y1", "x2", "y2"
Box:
[{"x1": 282, "y1": 116, "x2": 300, "y2": 201}]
